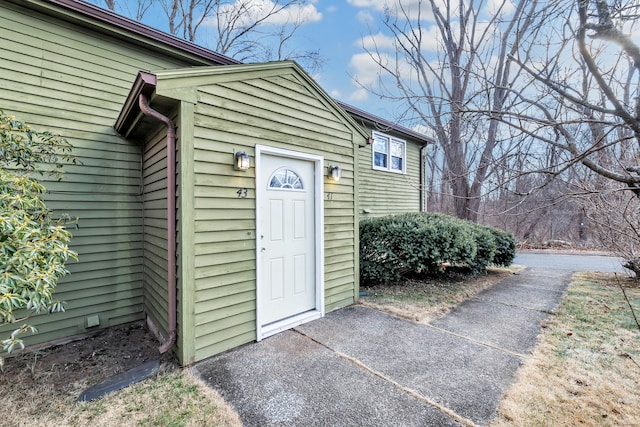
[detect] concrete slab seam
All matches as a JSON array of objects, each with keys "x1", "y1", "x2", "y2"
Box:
[
  {"x1": 468, "y1": 297, "x2": 559, "y2": 315},
  {"x1": 489, "y1": 282, "x2": 567, "y2": 293},
  {"x1": 425, "y1": 324, "x2": 527, "y2": 359},
  {"x1": 293, "y1": 329, "x2": 478, "y2": 427}
]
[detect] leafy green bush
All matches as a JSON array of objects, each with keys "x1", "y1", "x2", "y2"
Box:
[
  {"x1": 0, "y1": 111, "x2": 77, "y2": 365},
  {"x1": 489, "y1": 227, "x2": 517, "y2": 267},
  {"x1": 360, "y1": 212, "x2": 516, "y2": 283},
  {"x1": 469, "y1": 224, "x2": 497, "y2": 274}
]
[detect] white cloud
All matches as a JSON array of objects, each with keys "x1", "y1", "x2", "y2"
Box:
[
  {"x1": 357, "y1": 25, "x2": 440, "y2": 54},
  {"x1": 330, "y1": 89, "x2": 342, "y2": 98},
  {"x1": 351, "y1": 0, "x2": 514, "y2": 23},
  {"x1": 418, "y1": 25, "x2": 441, "y2": 51},
  {"x1": 289, "y1": 3, "x2": 323, "y2": 23},
  {"x1": 212, "y1": 0, "x2": 322, "y2": 28},
  {"x1": 485, "y1": 0, "x2": 515, "y2": 18},
  {"x1": 349, "y1": 52, "x2": 387, "y2": 86},
  {"x1": 347, "y1": 0, "x2": 386, "y2": 10},
  {"x1": 356, "y1": 10, "x2": 375, "y2": 25},
  {"x1": 622, "y1": 19, "x2": 640, "y2": 44},
  {"x1": 358, "y1": 32, "x2": 396, "y2": 50},
  {"x1": 349, "y1": 87, "x2": 369, "y2": 101},
  {"x1": 348, "y1": 0, "x2": 431, "y2": 21},
  {"x1": 348, "y1": 50, "x2": 414, "y2": 95}
]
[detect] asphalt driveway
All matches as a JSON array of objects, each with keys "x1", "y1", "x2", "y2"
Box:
[{"x1": 514, "y1": 251, "x2": 629, "y2": 273}]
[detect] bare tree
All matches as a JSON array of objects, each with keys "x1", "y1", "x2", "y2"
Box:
[
  {"x1": 490, "y1": 0, "x2": 640, "y2": 271},
  {"x1": 93, "y1": 0, "x2": 323, "y2": 72},
  {"x1": 99, "y1": 0, "x2": 154, "y2": 21},
  {"x1": 507, "y1": 0, "x2": 640, "y2": 190},
  {"x1": 572, "y1": 172, "x2": 640, "y2": 274},
  {"x1": 357, "y1": 0, "x2": 540, "y2": 221}
]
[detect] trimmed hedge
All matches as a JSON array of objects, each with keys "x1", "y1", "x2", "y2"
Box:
[{"x1": 359, "y1": 212, "x2": 517, "y2": 284}]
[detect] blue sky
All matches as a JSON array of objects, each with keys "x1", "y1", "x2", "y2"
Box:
[
  {"x1": 294, "y1": 1, "x2": 382, "y2": 111},
  {"x1": 93, "y1": 0, "x2": 544, "y2": 130},
  {"x1": 91, "y1": 0, "x2": 396, "y2": 119}
]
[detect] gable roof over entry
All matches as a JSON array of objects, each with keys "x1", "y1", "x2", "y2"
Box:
[
  {"x1": 1, "y1": 0, "x2": 430, "y2": 360},
  {"x1": 116, "y1": 62, "x2": 370, "y2": 144}
]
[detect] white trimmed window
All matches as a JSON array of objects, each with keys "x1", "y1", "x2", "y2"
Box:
[{"x1": 372, "y1": 131, "x2": 406, "y2": 174}]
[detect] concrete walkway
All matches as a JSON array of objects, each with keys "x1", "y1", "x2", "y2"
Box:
[{"x1": 195, "y1": 267, "x2": 572, "y2": 426}]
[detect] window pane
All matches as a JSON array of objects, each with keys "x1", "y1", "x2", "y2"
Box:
[
  {"x1": 374, "y1": 152, "x2": 388, "y2": 167},
  {"x1": 391, "y1": 156, "x2": 403, "y2": 171},
  {"x1": 372, "y1": 133, "x2": 405, "y2": 172},
  {"x1": 391, "y1": 141, "x2": 403, "y2": 158},
  {"x1": 373, "y1": 136, "x2": 388, "y2": 154},
  {"x1": 269, "y1": 168, "x2": 304, "y2": 190}
]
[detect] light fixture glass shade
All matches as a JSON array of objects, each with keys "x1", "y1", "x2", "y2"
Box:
[
  {"x1": 328, "y1": 165, "x2": 342, "y2": 182},
  {"x1": 234, "y1": 151, "x2": 250, "y2": 171}
]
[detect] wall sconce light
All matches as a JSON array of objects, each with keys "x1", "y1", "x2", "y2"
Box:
[
  {"x1": 328, "y1": 165, "x2": 342, "y2": 182},
  {"x1": 234, "y1": 151, "x2": 250, "y2": 171}
]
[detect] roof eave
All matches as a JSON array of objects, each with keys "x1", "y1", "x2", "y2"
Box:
[
  {"x1": 337, "y1": 101, "x2": 434, "y2": 145},
  {"x1": 30, "y1": 0, "x2": 239, "y2": 66},
  {"x1": 114, "y1": 71, "x2": 157, "y2": 137}
]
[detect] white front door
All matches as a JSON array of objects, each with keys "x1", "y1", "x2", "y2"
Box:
[{"x1": 256, "y1": 147, "x2": 324, "y2": 340}]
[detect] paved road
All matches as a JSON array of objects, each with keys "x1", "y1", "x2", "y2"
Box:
[{"x1": 514, "y1": 252, "x2": 631, "y2": 273}]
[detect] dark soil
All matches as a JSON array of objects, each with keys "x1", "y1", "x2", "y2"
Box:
[{"x1": 0, "y1": 321, "x2": 170, "y2": 397}]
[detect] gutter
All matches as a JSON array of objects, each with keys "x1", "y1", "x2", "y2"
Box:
[
  {"x1": 419, "y1": 143, "x2": 429, "y2": 212},
  {"x1": 137, "y1": 94, "x2": 177, "y2": 354},
  {"x1": 31, "y1": 0, "x2": 239, "y2": 66},
  {"x1": 116, "y1": 73, "x2": 178, "y2": 355},
  {"x1": 337, "y1": 100, "x2": 433, "y2": 144}
]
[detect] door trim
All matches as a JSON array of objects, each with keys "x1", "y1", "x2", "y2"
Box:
[{"x1": 255, "y1": 145, "x2": 325, "y2": 341}]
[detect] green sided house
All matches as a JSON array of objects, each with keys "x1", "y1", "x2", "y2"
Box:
[
  {"x1": 0, "y1": 0, "x2": 432, "y2": 365},
  {"x1": 340, "y1": 102, "x2": 433, "y2": 217}
]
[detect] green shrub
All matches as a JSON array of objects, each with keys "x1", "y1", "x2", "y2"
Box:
[
  {"x1": 359, "y1": 212, "x2": 516, "y2": 284},
  {"x1": 469, "y1": 225, "x2": 497, "y2": 274},
  {"x1": 489, "y1": 227, "x2": 517, "y2": 267},
  {"x1": 0, "y1": 111, "x2": 77, "y2": 365}
]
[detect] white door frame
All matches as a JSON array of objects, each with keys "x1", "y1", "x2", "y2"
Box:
[{"x1": 255, "y1": 145, "x2": 325, "y2": 341}]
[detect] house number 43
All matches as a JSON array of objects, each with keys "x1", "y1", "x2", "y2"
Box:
[{"x1": 236, "y1": 188, "x2": 248, "y2": 198}]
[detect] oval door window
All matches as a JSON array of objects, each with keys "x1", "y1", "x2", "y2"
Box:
[{"x1": 268, "y1": 167, "x2": 304, "y2": 190}]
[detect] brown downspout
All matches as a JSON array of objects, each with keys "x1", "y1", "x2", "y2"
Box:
[
  {"x1": 138, "y1": 94, "x2": 177, "y2": 354},
  {"x1": 419, "y1": 143, "x2": 429, "y2": 212}
]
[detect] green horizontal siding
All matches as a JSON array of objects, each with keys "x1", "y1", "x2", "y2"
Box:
[
  {"x1": 159, "y1": 69, "x2": 359, "y2": 361},
  {"x1": 142, "y1": 127, "x2": 170, "y2": 341},
  {"x1": 358, "y1": 130, "x2": 423, "y2": 218},
  {"x1": 0, "y1": 1, "x2": 202, "y2": 349}
]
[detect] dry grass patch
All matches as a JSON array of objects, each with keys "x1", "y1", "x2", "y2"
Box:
[
  {"x1": 65, "y1": 368, "x2": 241, "y2": 427},
  {"x1": 0, "y1": 322, "x2": 241, "y2": 427},
  {"x1": 359, "y1": 266, "x2": 520, "y2": 323},
  {"x1": 491, "y1": 272, "x2": 640, "y2": 427},
  {"x1": 5, "y1": 368, "x2": 242, "y2": 427}
]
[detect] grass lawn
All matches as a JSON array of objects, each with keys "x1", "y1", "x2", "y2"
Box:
[
  {"x1": 62, "y1": 369, "x2": 240, "y2": 426},
  {"x1": 359, "y1": 266, "x2": 520, "y2": 323},
  {"x1": 1, "y1": 366, "x2": 241, "y2": 427},
  {"x1": 491, "y1": 272, "x2": 640, "y2": 426}
]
